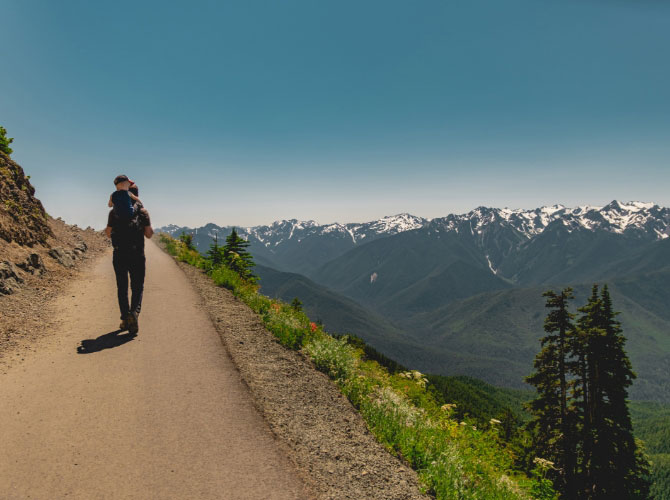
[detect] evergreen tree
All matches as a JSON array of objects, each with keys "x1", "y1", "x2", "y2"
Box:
[
  {"x1": 223, "y1": 227, "x2": 256, "y2": 281},
  {"x1": 573, "y1": 285, "x2": 601, "y2": 497},
  {"x1": 291, "y1": 297, "x2": 303, "y2": 312},
  {"x1": 527, "y1": 286, "x2": 650, "y2": 499},
  {"x1": 206, "y1": 233, "x2": 225, "y2": 266},
  {"x1": 526, "y1": 288, "x2": 576, "y2": 497},
  {"x1": 590, "y1": 286, "x2": 649, "y2": 499},
  {"x1": 572, "y1": 285, "x2": 650, "y2": 499},
  {"x1": 0, "y1": 125, "x2": 13, "y2": 155}
]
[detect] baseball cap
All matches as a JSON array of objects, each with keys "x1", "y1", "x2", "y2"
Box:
[{"x1": 114, "y1": 174, "x2": 134, "y2": 185}]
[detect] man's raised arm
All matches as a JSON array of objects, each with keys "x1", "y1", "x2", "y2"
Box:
[{"x1": 141, "y1": 208, "x2": 154, "y2": 239}]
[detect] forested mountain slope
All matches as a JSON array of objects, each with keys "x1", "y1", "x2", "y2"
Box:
[{"x1": 160, "y1": 201, "x2": 670, "y2": 401}]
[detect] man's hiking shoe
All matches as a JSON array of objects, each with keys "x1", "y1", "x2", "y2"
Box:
[
  {"x1": 119, "y1": 317, "x2": 129, "y2": 331},
  {"x1": 127, "y1": 313, "x2": 139, "y2": 335}
]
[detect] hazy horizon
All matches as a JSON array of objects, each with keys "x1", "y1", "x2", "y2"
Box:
[{"x1": 3, "y1": 0, "x2": 669, "y2": 229}]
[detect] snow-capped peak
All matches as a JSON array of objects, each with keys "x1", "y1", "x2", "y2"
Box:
[
  {"x1": 368, "y1": 213, "x2": 427, "y2": 234},
  {"x1": 157, "y1": 201, "x2": 669, "y2": 251},
  {"x1": 429, "y1": 200, "x2": 668, "y2": 240}
]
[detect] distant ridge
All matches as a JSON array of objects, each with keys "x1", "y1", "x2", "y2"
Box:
[
  {"x1": 159, "y1": 201, "x2": 669, "y2": 246},
  {"x1": 158, "y1": 201, "x2": 669, "y2": 275}
]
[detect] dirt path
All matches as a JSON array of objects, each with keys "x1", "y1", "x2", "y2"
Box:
[{"x1": 0, "y1": 240, "x2": 310, "y2": 500}]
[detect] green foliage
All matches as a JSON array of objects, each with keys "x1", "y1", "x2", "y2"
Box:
[
  {"x1": 179, "y1": 231, "x2": 195, "y2": 251},
  {"x1": 530, "y1": 459, "x2": 560, "y2": 500},
  {"x1": 290, "y1": 297, "x2": 302, "y2": 312},
  {"x1": 206, "y1": 233, "x2": 225, "y2": 266},
  {"x1": 428, "y1": 375, "x2": 531, "y2": 424},
  {"x1": 649, "y1": 454, "x2": 670, "y2": 500},
  {"x1": 223, "y1": 228, "x2": 257, "y2": 282},
  {"x1": 0, "y1": 125, "x2": 14, "y2": 155},
  {"x1": 525, "y1": 288, "x2": 576, "y2": 496},
  {"x1": 158, "y1": 233, "x2": 547, "y2": 499},
  {"x1": 304, "y1": 336, "x2": 356, "y2": 382},
  {"x1": 526, "y1": 285, "x2": 651, "y2": 499},
  {"x1": 631, "y1": 401, "x2": 670, "y2": 499},
  {"x1": 339, "y1": 333, "x2": 408, "y2": 374}
]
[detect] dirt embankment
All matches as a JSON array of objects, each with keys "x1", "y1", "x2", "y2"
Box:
[{"x1": 0, "y1": 151, "x2": 109, "y2": 369}]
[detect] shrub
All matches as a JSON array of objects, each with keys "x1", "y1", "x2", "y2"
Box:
[
  {"x1": 304, "y1": 336, "x2": 357, "y2": 382},
  {"x1": 0, "y1": 125, "x2": 14, "y2": 155},
  {"x1": 179, "y1": 232, "x2": 195, "y2": 250}
]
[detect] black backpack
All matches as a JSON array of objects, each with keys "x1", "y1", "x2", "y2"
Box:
[{"x1": 110, "y1": 203, "x2": 145, "y2": 251}]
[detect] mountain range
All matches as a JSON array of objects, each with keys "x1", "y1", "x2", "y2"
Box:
[{"x1": 159, "y1": 201, "x2": 670, "y2": 401}]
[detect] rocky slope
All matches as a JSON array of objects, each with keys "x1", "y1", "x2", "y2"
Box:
[
  {"x1": 0, "y1": 150, "x2": 52, "y2": 246},
  {"x1": 0, "y1": 151, "x2": 108, "y2": 367}
]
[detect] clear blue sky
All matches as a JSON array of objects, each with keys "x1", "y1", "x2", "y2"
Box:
[{"x1": 2, "y1": 0, "x2": 669, "y2": 229}]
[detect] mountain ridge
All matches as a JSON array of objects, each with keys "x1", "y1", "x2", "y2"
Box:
[
  {"x1": 158, "y1": 200, "x2": 670, "y2": 401},
  {"x1": 159, "y1": 200, "x2": 669, "y2": 243}
]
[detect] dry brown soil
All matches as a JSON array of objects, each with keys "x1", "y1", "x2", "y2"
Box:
[{"x1": 0, "y1": 217, "x2": 109, "y2": 370}]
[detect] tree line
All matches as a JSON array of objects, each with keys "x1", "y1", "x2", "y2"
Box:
[{"x1": 526, "y1": 285, "x2": 651, "y2": 499}]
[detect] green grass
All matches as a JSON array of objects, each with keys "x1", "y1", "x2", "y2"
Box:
[{"x1": 159, "y1": 234, "x2": 555, "y2": 499}]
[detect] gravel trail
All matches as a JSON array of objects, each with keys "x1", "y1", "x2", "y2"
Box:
[{"x1": 0, "y1": 240, "x2": 310, "y2": 500}]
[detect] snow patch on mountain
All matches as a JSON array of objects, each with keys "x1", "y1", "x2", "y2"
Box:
[
  {"x1": 429, "y1": 201, "x2": 668, "y2": 241},
  {"x1": 158, "y1": 201, "x2": 669, "y2": 251}
]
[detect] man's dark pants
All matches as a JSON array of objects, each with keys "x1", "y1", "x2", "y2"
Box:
[{"x1": 113, "y1": 248, "x2": 146, "y2": 321}]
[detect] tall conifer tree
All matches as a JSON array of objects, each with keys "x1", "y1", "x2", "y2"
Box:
[
  {"x1": 584, "y1": 286, "x2": 649, "y2": 499},
  {"x1": 528, "y1": 286, "x2": 650, "y2": 499},
  {"x1": 570, "y1": 285, "x2": 650, "y2": 499},
  {"x1": 526, "y1": 288, "x2": 576, "y2": 495}
]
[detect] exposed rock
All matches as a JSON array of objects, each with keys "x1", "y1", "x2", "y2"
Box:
[
  {"x1": 72, "y1": 240, "x2": 88, "y2": 257},
  {"x1": 0, "y1": 151, "x2": 52, "y2": 246},
  {"x1": 17, "y1": 253, "x2": 45, "y2": 275},
  {"x1": 0, "y1": 261, "x2": 24, "y2": 295},
  {"x1": 48, "y1": 247, "x2": 75, "y2": 268}
]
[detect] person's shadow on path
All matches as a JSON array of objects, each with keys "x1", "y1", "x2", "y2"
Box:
[{"x1": 77, "y1": 330, "x2": 137, "y2": 354}]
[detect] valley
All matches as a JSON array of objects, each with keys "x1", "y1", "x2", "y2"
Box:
[{"x1": 159, "y1": 200, "x2": 670, "y2": 402}]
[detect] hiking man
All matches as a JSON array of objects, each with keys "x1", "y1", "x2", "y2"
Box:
[{"x1": 104, "y1": 175, "x2": 154, "y2": 334}]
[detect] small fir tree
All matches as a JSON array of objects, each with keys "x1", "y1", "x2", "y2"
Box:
[
  {"x1": 223, "y1": 227, "x2": 256, "y2": 281},
  {"x1": 291, "y1": 297, "x2": 303, "y2": 312},
  {"x1": 206, "y1": 233, "x2": 225, "y2": 266}
]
